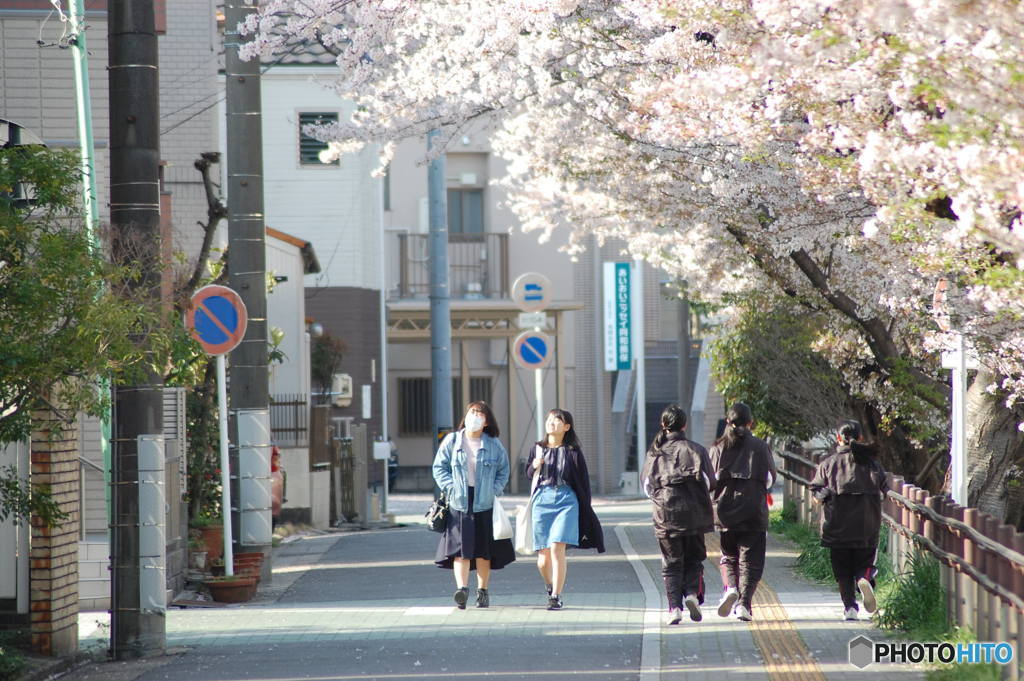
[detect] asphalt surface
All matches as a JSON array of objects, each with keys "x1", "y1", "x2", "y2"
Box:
[{"x1": 66, "y1": 493, "x2": 927, "y2": 681}]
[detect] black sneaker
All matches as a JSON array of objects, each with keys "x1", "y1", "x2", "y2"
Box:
[
  {"x1": 476, "y1": 588, "x2": 489, "y2": 608},
  {"x1": 547, "y1": 595, "x2": 563, "y2": 610},
  {"x1": 453, "y1": 587, "x2": 468, "y2": 609}
]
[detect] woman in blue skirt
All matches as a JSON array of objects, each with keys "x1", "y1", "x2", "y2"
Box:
[
  {"x1": 525, "y1": 408, "x2": 605, "y2": 610},
  {"x1": 433, "y1": 401, "x2": 515, "y2": 609}
]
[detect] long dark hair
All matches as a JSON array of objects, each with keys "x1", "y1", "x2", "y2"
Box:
[
  {"x1": 536, "y1": 408, "x2": 582, "y2": 450},
  {"x1": 715, "y1": 402, "x2": 753, "y2": 450},
  {"x1": 650, "y1": 403, "x2": 687, "y2": 451},
  {"x1": 457, "y1": 400, "x2": 500, "y2": 438}
]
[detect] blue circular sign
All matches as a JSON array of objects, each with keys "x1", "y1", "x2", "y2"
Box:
[
  {"x1": 186, "y1": 285, "x2": 248, "y2": 356},
  {"x1": 513, "y1": 331, "x2": 553, "y2": 369}
]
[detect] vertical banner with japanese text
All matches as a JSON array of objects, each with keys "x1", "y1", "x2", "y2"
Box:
[{"x1": 603, "y1": 262, "x2": 632, "y2": 371}]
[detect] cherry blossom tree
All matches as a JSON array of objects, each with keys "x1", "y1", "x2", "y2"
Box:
[{"x1": 243, "y1": 0, "x2": 1024, "y2": 525}]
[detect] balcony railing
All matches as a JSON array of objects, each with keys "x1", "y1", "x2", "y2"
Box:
[{"x1": 396, "y1": 233, "x2": 509, "y2": 300}]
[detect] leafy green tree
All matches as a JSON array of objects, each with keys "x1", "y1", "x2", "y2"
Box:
[
  {"x1": 0, "y1": 145, "x2": 152, "y2": 523},
  {"x1": 709, "y1": 293, "x2": 849, "y2": 442}
]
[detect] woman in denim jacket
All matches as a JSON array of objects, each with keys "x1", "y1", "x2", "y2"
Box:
[{"x1": 432, "y1": 401, "x2": 514, "y2": 609}]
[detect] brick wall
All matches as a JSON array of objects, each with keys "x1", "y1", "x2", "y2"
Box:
[{"x1": 29, "y1": 409, "x2": 80, "y2": 657}]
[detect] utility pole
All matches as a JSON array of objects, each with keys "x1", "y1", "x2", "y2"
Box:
[
  {"x1": 428, "y1": 130, "x2": 453, "y2": 466},
  {"x1": 108, "y1": 0, "x2": 165, "y2": 659},
  {"x1": 68, "y1": 0, "x2": 113, "y2": 527},
  {"x1": 224, "y1": 0, "x2": 273, "y2": 567}
]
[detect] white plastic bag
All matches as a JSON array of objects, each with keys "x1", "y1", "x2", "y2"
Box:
[
  {"x1": 492, "y1": 496, "x2": 513, "y2": 540},
  {"x1": 514, "y1": 500, "x2": 534, "y2": 554}
]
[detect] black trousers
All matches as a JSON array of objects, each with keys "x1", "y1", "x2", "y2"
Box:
[
  {"x1": 829, "y1": 545, "x2": 878, "y2": 610},
  {"x1": 658, "y1": 533, "x2": 707, "y2": 609},
  {"x1": 719, "y1": 530, "x2": 767, "y2": 610}
]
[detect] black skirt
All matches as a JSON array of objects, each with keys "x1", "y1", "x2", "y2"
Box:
[{"x1": 434, "y1": 487, "x2": 516, "y2": 570}]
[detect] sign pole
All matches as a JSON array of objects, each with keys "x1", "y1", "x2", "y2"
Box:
[
  {"x1": 217, "y1": 354, "x2": 235, "y2": 577},
  {"x1": 633, "y1": 261, "x2": 645, "y2": 493},
  {"x1": 535, "y1": 368, "x2": 544, "y2": 443}
]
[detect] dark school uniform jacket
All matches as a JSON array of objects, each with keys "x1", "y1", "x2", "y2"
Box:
[
  {"x1": 525, "y1": 444, "x2": 606, "y2": 553},
  {"x1": 641, "y1": 432, "x2": 717, "y2": 537},
  {"x1": 710, "y1": 432, "x2": 777, "y2": 532},
  {"x1": 809, "y1": 443, "x2": 887, "y2": 548}
]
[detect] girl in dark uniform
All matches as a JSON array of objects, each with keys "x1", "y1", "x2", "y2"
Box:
[
  {"x1": 642, "y1": 404, "x2": 717, "y2": 625},
  {"x1": 809, "y1": 420, "x2": 887, "y2": 620},
  {"x1": 710, "y1": 402, "x2": 777, "y2": 622},
  {"x1": 525, "y1": 408, "x2": 605, "y2": 610}
]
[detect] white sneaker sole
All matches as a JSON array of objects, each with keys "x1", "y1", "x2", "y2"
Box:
[
  {"x1": 857, "y1": 578, "x2": 876, "y2": 613},
  {"x1": 717, "y1": 590, "x2": 739, "y2": 617},
  {"x1": 685, "y1": 597, "x2": 703, "y2": 622}
]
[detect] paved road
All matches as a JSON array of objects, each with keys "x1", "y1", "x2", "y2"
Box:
[{"x1": 72, "y1": 493, "x2": 925, "y2": 681}]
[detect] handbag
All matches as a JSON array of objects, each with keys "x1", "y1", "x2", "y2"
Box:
[
  {"x1": 492, "y1": 496, "x2": 513, "y2": 540},
  {"x1": 425, "y1": 493, "x2": 449, "y2": 533}
]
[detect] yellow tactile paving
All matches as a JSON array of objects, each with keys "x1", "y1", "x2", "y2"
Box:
[{"x1": 707, "y1": 534, "x2": 828, "y2": 681}]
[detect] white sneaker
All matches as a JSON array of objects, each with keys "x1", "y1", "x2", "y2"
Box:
[
  {"x1": 734, "y1": 604, "x2": 752, "y2": 621},
  {"x1": 684, "y1": 594, "x2": 703, "y2": 622},
  {"x1": 857, "y1": 578, "x2": 877, "y2": 613},
  {"x1": 666, "y1": 607, "x2": 682, "y2": 625},
  {"x1": 717, "y1": 587, "x2": 739, "y2": 617},
  {"x1": 843, "y1": 607, "x2": 859, "y2": 621}
]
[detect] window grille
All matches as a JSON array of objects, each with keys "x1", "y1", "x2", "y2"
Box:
[{"x1": 299, "y1": 112, "x2": 339, "y2": 165}]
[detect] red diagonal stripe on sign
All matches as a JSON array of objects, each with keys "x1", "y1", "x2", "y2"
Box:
[{"x1": 197, "y1": 299, "x2": 235, "y2": 339}]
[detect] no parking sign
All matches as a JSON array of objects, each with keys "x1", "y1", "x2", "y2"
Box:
[
  {"x1": 185, "y1": 285, "x2": 248, "y2": 356},
  {"x1": 513, "y1": 330, "x2": 553, "y2": 370}
]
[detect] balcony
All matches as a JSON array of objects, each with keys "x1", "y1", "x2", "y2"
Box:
[{"x1": 395, "y1": 233, "x2": 509, "y2": 300}]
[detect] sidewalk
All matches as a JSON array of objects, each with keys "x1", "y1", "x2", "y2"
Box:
[{"x1": 70, "y1": 493, "x2": 927, "y2": 681}]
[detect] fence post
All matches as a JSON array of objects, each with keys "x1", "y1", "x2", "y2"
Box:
[
  {"x1": 963, "y1": 508, "x2": 979, "y2": 639},
  {"x1": 1014, "y1": 532, "x2": 1024, "y2": 681},
  {"x1": 888, "y1": 475, "x2": 903, "y2": 573},
  {"x1": 980, "y1": 514, "x2": 995, "y2": 643},
  {"x1": 997, "y1": 524, "x2": 1018, "y2": 681}
]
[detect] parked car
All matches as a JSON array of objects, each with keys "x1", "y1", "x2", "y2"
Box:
[{"x1": 270, "y1": 444, "x2": 285, "y2": 520}]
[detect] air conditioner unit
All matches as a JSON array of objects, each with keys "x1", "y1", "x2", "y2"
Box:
[{"x1": 332, "y1": 373, "x2": 353, "y2": 407}]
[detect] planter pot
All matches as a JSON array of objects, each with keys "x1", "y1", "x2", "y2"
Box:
[
  {"x1": 205, "y1": 575, "x2": 257, "y2": 603},
  {"x1": 198, "y1": 525, "x2": 224, "y2": 562},
  {"x1": 189, "y1": 550, "x2": 207, "y2": 571}
]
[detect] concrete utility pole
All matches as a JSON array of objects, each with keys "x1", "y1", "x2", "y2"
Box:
[
  {"x1": 224, "y1": 0, "x2": 273, "y2": 566},
  {"x1": 108, "y1": 0, "x2": 165, "y2": 659},
  {"x1": 428, "y1": 130, "x2": 453, "y2": 462}
]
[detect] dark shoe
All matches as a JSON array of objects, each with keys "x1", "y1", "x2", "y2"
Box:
[
  {"x1": 476, "y1": 588, "x2": 489, "y2": 608},
  {"x1": 547, "y1": 595, "x2": 563, "y2": 610},
  {"x1": 454, "y1": 587, "x2": 468, "y2": 609}
]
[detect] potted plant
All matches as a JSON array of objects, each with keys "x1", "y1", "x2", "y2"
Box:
[
  {"x1": 187, "y1": 529, "x2": 208, "y2": 571},
  {"x1": 205, "y1": 574, "x2": 257, "y2": 603},
  {"x1": 189, "y1": 513, "x2": 224, "y2": 563}
]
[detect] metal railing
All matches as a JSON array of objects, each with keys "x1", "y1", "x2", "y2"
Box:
[
  {"x1": 395, "y1": 232, "x2": 509, "y2": 299},
  {"x1": 779, "y1": 447, "x2": 1024, "y2": 680}
]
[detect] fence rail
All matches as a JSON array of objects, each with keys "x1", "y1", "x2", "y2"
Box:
[{"x1": 779, "y1": 447, "x2": 1024, "y2": 680}]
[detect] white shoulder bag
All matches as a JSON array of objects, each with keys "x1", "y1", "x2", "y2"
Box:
[{"x1": 514, "y1": 446, "x2": 542, "y2": 555}]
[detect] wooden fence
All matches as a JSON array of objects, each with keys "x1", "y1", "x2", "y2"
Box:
[{"x1": 779, "y1": 447, "x2": 1024, "y2": 680}]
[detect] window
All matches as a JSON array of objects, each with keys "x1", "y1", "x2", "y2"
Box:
[
  {"x1": 298, "y1": 112, "x2": 339, "y2": 166},
  {"x1": 397, "y1": 376, "x2": 494, "y2": 436},
  {"x1": 447, "y1": 188, "x2": 483, "y2": 234}
]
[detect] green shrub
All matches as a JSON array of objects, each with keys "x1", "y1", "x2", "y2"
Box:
[
  {"x1": 874, "y1": 549, "x2": 947, "y2": 640},
  {"x1": 0, "y1": 630, "x2": 28, "y2": 681}
]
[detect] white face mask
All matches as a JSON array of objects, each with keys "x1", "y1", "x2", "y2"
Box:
[{"x1": 465, "y1": 414, "x2": 485, "y2": 432}]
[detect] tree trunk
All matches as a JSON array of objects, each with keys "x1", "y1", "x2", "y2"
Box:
[{"x1": 965, "y1": 369, "x2": 1024, "y2": 528}]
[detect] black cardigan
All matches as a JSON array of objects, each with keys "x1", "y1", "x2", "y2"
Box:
[{"x1": 525, "y1": 444, "x2": 606, "y2": 552}]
